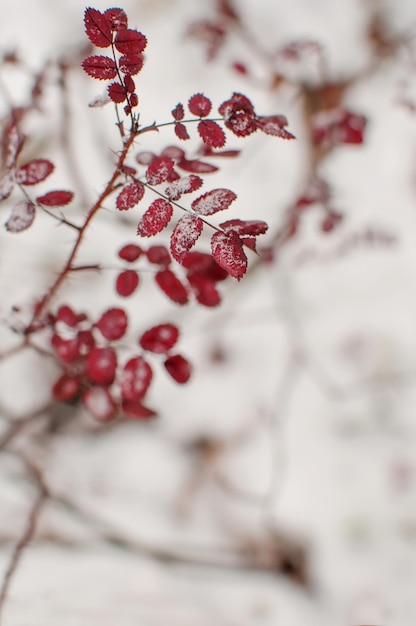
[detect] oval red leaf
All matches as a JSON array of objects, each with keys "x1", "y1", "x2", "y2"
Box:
[
  {"x1": 15, "y1": 159, "x2": 54, "y2": 185},
  {"x1": 155, "y1": 269, "x2": 189, "y2": 305},
  {"x1": 104, "y1": 7, "x2": 128, "y2": 31},
  {"x1": 84, "y1": 8, "x2": 112, "y2": 48},
  {"x1": 86, "y1": 347, "x2": 117, "y2": 386},
  {"x1": 146, "y1": 157, "x2": 174, "y2": 185},
  {"x1": 164, "y1": 354, "x2": 192, "y2": 384},
  {"x1": 116, "y1": 270, "x2": 139, "y2": 297},
  {"x1": 174, "y1": 122, "x2": 190, "y2": 140},
  {"x1": 198, "y1": 120, "x2": 226, "y2": 148},
  {"x1": 188, "y1": 93, "x2": 212, "y2": 117},
  {"x1": 211, "y1": 230, "x2": 247, "y2": 280},
  {"x1": 137, "y1": 198, "x2": 173, "y2": 237},
  {"x1": 82, "y1": 55, "x2": 117, "y2": 80},
  {"x1": 37, "y1": 190, "x2": 74, "y2": 207},
  {"x1": 119, "y1": 53, "x2": 144, "y2": 76},
  {"x1": 118, "y1": 243, "x2": 142, "y2": 262},
  {"x1": 108, "y1": 82, "x2": 128, "y2": 104},
  {"x1": 178, "y1": 158, "x2": 218, "y2": 174},
  {"x1": 139, "y1": 323, "x2": 179, "y2": 354},
  {"x1": 165, "y1": 175, "x2": 203, "y2": 201},
  {"x1": 170, "y1": 214, "x2": 203, "y2": 262},
  {"x1": 52, "y1": 375, "x2": 80, "y2": 402},
  {"x1": 192, "y1": 188, "x2": 236, "y2": 216},
  {"x1": 5, "y1": 201, "x2": 36, "y2": 232},
  {"x1": 96, "y1": 307, "x2": 128, "y2": 341},
  {"x1": 120, "y1": 356, "x2": 153, "y2": 401},
  {"x1": 116, "y1": 182, "x2": 145, "y2": 210}
]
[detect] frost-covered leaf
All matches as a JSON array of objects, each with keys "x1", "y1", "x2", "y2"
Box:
[
  {"x1": 37, "y1": 190, "x2": 74, "y2": 207},
  {"x1": 0, "y1": 172, "x2": 14, "y2": 201},
  {"x1": 116, "y1": 270, "x2": 139, "y2": 297},
  {"x1": 170, "y1": 214, "x2": 203, "y2": 262},
  {"x1": 108, "y1": 81, "x2": 127, "y2": 103},
  {"x1": 198, "y1": 120, "x2": 226, "y2": 148},
  {"x1": 155, "y1": 268, "x2": 189, "y2": 304},
  {"x1": 96, "y1": 307, "x2": 128, "y2": 341},
  {"x1": 119, "y1": 53, "x2": 144, "y2": 76},
  {"x1": 192, "y1": 188, "x2": 236, "y2": 216},
  {"x1": 86, "y1": 347, "x2": 117, "y2": 386},
  {"x1": 104, "y1": 7, "x2": 128, "y2": 31},
  {"x1": 219, "y1": 219, "x2": 268, "y2": 236},
  {"x1": 15, "y1": 159, "x2": 54, "y2": 185},
  {"x1": 211, "y1": 230, "x2": 247, "y2": 280},
  {"x1": 115, "y1": 28, "x2": 147, "y2": 54},
  {"x1": 165, "y1": 175, "x2": 203, "y2": 201},
  {"x1": 116, "y1": 181, "x2": 145, "y2": 210},
  {"x1": 146, "y1": 157, "x2": 174, "y2": 185},
  {"x1": 164, "y1": 354, "x2": 191, "y2": 383},
  {"x1": 84, "y1": 8, "x2": 112, "y2": 48},
  {"x1": 82, "y1": 55, "x2": 117, "y2": 80},
  {"x1": 83, "y1": 387, "x2": 116, "y2": 421},
  {"x1": 255, "y1": 114, "x2": 295, "y2": 139},
  {"x1": 188, "y1": 93, "x2": 212, "y2": 117},
  {"x1": 137, "y1": 199, "x2": 173, "y2": 237},
  {"x1": 4, "y1": 124, "x2": 23, "y2": 168},
  {"x1": 139, "y1": 323, "x2": 179, "y2": 354},
  {"x1": 5, "y1": 200, "x2": 36, "y2": 232},
  {"x1": 120, "y1": 356, "x2": 153, "y2": 401}
]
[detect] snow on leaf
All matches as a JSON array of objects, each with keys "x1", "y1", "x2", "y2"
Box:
[
  {"x1": 164, "y1": 354, "x2": 191, "y2": 383},
  {"x1": 115, "y1": 28, "x2": 147, "y2": 54},
  {"x1": 219, "y1": 219, "x2": 268, "y2": 236},
  {"x1": 211, "y1": 230, "x2": 247, "y2": 280},
  {"x1": 116, "y1": 181, "x2": 145, "y2": 210},
  {"x1": 171, "y1": 103, "x2": 184, "y2": 121},
  {"x1": 84, "y1": 8, "x2": 112, "y2": 48},
  {"x1": 82, "y1": 55, "x2": 117, "y2": 80},
  {"x1": 83, "y1": 387, "x2": 116, "y2": 421},
  {"x1": 165, "y1": 175, "x2": 203, "y2": 201},
  {"x1": 188, "y1": 93, "x2": 212, "y2": 117},
  {"x1": 170, "y1": 214, "x2": 203, "y2": 262},
  {"x1": 5, "y1": 124, "x2": 23, "y2": 168},
  {"x1": 192, "y1": 188, "x2": 236, "y2": 216},
  {"x1": 96, "y1": 307, "x2": 128, "y2": 341},
  {"x1": 198, "y1": 120, "x2": 226, "y2": 148},
  {"x1": 146, "y1": 157, "x2": 174, "y2": 185},
  {"x1": 119, "y1": 53, "x2": 144, "y2": 76},
  {"x1": 116, "y1": 270, "x2": 139, "y2": 297},
  {"x1": 37, "y1": 190, "x2": 74, "y2": 207},
  {"x1": 108, "y1": 82, "x2": 127, "y2": 103},
  {"x1": 5, "y1": 201, "x2": 36, "y2": 232},
  {"x1": 137, "y1": 199, "x2": 173, "y2": 237},
  {"x1": 139, "y1": 323, "x2": 179, "y2": 353},
  {"x1": 155, "y1": 269, "x2": 189, "y2": 304},
  {"x1": 0, "y1": 172, "x2": 14, "y2": 201},
  {"x1": 104, "y1": 7, "x2": 128, "y2": 31},
  {"x1": 15, "y1": 159, "x2": 54, "y2": 185},
  {"x1": 86, "y1": 347, "x2": 117, "y2": 386},
  {"x1": 120, "y1": 356, "x2": 153, "y2": 401},
  {"x1": 174, "y1": 122, "x2": 190, "y2": 140}
]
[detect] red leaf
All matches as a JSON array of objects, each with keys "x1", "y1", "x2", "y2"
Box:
[
  {"x1": 56, "y1": 304, "x2": 78, "y2": 327},
  {"x1": 137, "y1": 198, "x2": 173, "y2": 237},
  {"x1": 96, "y1": 307, "x2": 128, "y2": 341},
  {"x1": 5, "y1": 201, "x2": 36, "y2": 232},
  {"x1": 155, "y1": 269, "x2": 189, "y2": 304},
  {"x1": 115, "y1": 29, "x2": 147, "y2": 54},
  {"x1": 188, "y1": 272, "x2": 221, "y2": 307},
  {"x1": 174, "y1": 123, "x2": 190, "y2": 140},
  {"x1": 220, "y1": 219, "x2": 268, "y2": 236},
  {"x1": 118, "y1": 243, "x2": 142, "y2": 262},
  {"x1": 116, "y1": 182, "x2": 145, "y2": 210},
  {"x1": 165, "y1": 175, "x2": 203, "y2": 201},
  {"x1": 108, "y1": 82, "x2": 127, "y2": 103},
  {"x1": 119, "y1": 53, "x2": 144, "y2": 76},
  {"x1": 37, "y1": 190, "x2": 74, "y2": 207},
  {"x1": 170, "y1": 214, "x2": 203, "y2": 262},
  {"x1": 52, "y1": 375, "x2": 80, "y2": 402},
  {"x1": 219, "y1": 93, "x2": 257, "y2": 137},
  {"x1": 171, "y1": 103, "x2": 184, "y2": 120},
  {"x1": 122, "y1": 400, "x2": 156, "y2": 419},
  {"x1": 123, "y1": 75, "x2": 135, "y2": 93},
  {"x1": 82, "y1": 55, "x2": 117, "y2": 80},
  {"x1": 146, "y1": 157, "x2": 174, "y2": 185},
  {"x1": 211, "y1": 230, "x2": 247, "y2": 280},
  {"x1": 51, "y1": 334, "x2": 80, "y2": 363},
  {"x1": 116, "y1": 270, "x2": 139, "y2": 297},
  {"x1": 83, "y1": 387, "x2": 117, "y2": 422},
  {"x1": 188, "y1": 93, "x2": 212, "y2": 117},
  {"x1": 5, "y1": 124, "x2": 23, "y2": 169},
  {"x1": 181, "y1": 251, "x2": 212, "y2": 272},
  {"x1": 139, "y1": 323, "x2": 179, "y2": 353},
  {"x1": 104, "y1": 7, "x2": 128, "y2": 31},
  {"x1": 136, "y1": 151, "x2": 156, "y2": 165},
  {"x1": 15, "y1": 159, "x2": 54, "y2": 185},
  {"x1": 164, "y1": 354, "x2": 191, "y2": 383},
  {"x1": 192, "y1": 188, "x2": 236, "y2": 216},
  {"x1": 84, "y1": 8, "x2": 112, "y2": 48},
  {"x1": 0, "y1": 172, "x2": 14, "y2": 201},
  {"x1": 121, "y1": 356, "x2": 153, "y2": 401},
  {"x1": 86, "y1": 347, "x2": 117, "y2": 386},
  {"x1": 77, "y1": 330, "x2": 95, "y2": 355},
  {"x1": 178, "y1": 157, "x2": 218, "y2": 173},
  {"x1": 147, "y1": 245, "x2": 171, "y2": 266},
  {"x1": 198, "y1": 120, "x2": 226, "y2": 148}
]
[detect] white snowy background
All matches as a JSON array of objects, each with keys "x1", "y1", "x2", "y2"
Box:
[{"x1": 1, "y1": 0, "x2": 416, "y2": 624}]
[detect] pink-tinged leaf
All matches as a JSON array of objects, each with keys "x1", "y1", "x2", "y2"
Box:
[
  {"x1": 83, "y1": 387, "x2": 117, "y2": 422},
  {"x1": 37, "y1": 190, "x2": 74, "y2": 207},
  {"x1": 188, "y1": 93, "x2": 212, "y2": 117},
  {"x1": 84, "y1": 8, "x2": 112, "y2": 48},
  {"x1": 219, "y1": 92, "x2": 257, "y2": 137},
  {"x1": 170, "y1": 214, "x2": 203, "y2": 262},
  {"x1": 255, "y1": 115, "x2": 295, "y2": 139},
  {"x1": 211, "y1": 230, "x2": 247, "y2": 280},
  {"x1": 171, "y1": 103, "x2": 184, "y2": 121},
  {"x1": 51, "y1": 334, "x2": 80, "y2": 363},
  {"x1": 137, "y1": 198, "x2": 173, "y2": 237},
  {"x1": 198, "y1": 120, "x2": 226, "y2": 148},
  {"x1": 164, "y1": 354, "x2": 191, "y2": 383},
  {"x1": 174, "y1": 122, "x2": 190, "y2": 140},
  {"x1": 136, "y1": 151, "x2": 156, "y2": 165},
  {"x1": 220, "y1": 219, "x2": 268, "y2": 236},
  {"x1": 119, "y1": 53, "x2": 144, "y2": 76},
  {"x1": 116, "y1": 181, "x2": 145, "y2": 210},
  {"x1": 199, "y1": 146, "x2": 240, "y2": 158},
  {"x1": 115, "y1": 28, "x2": 147, "y2": 54},
  {"x1": 86, "y1": 347, "x2": 117, "y2": 386},
  {"x1": 178, "y1": 157, "x2": 218, "y2": 173},
  {"x1": 321, "y1": 211, "x2": 343, "y2": 233},
  {"x1": 5, "y1": 201, "x2": 36, "y2": 232},
  {"x1": 155, "y1": 269, "x2": 189, "y2": 305},
  {"x1": 118, "y1": 243, "x2": 142, "y2": 262},
  {"x1": 5, "y1": 124, "x2": 23, "y2": 168},
  {"x1": 104, "y1": 7, "x2": 128, "y2": 31},
  {"x1": 161, "y1": 146, "x2": 185, "y2": 160},
  {"x1": 15, "y1": 159, "x2": 54, "y2": 185},
  {"x1": 56, "y1": 304, "x2": 78, "y2": 327},
  {"x1": 108, "y1": 82, "x2": 127, "y2": 103},
  {"x1": 192, "y1": 188, "x2": 236, "y2": 216},
  {"x1": 121, "y1": 356, "x2": 153, "y2": 401},
  {"x1": 122, "y1": 400, "x2": 156, "y2": 419},
  {"x1": 146, "y1": 157, "x2": 174, "y2": 185},
  {"x1": 116, "y1": 270, "x2": 139, "y2": 297},
  {"x1": 139, "y1": 323, "x2": 179, "y2": 354},
  {"x1": 165, "y1": 174, "x2": 203, "y2": 201},
  {"x1": 52, "y1": 375, "x2": 80, "y2": 402},
  {"x1": 147, "y1": 245, "x2": 171, "y2": 266},
  {"x1": 0, "y1": 172, "x2": 14, "y2": 201},
  {"x1": 77, "y1": 330, "x2": 95, "y2": 355},
  {"x1": 82, "y1": 55, "x2": 117, "y2": 80},
  {"x1": 188, "y1": 272, "x2": 221, "y2": 307},
  {"x1": 96, "y1": 307, "x2": 128, "y2": 341}
]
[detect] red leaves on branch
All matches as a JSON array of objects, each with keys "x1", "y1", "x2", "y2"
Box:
[
  {"x1": 170, "y1": 214, "x2": 203, "y2": 262},
  {"x1": 175, "y1": 123, "x2": 190, "y2": 140},
  {"x1": 155, "y1": 268, "x2": 189, "y2": 304},
  {"x1": 164, "y1": 354, "x2": 191, "y2": 383},
  {"x1": 82, "y1": 55, "x2": 117, "y2": 80},
  {"x1": 5, "y1": 201, "x2": 36, "y2": 232},
  {"x1": 146, "y1": 157, "x2": 174, "y2": 185},
  {"x1": 139, "y1": 323, "x2": 179, "y2": 353},
  {"x1": 84, "y1": 8, "x2": 112, "y2": 48},
  {"x1": 120, "y1": 356, "x2": 153, "y2": 401},
  {"x1": 188, "y1": 93, "x2": 212, "y2": 117},
  {"x1": 116, "y1": 181, "x2": 145, "y2": 210},
  {"x1": 137, "y1": 199, "x2": 173, "y2": 237},
  {"x1": 119, "y1": 53, "x2": 144, "y2": 76},
  {"x1": 104, "y1": 7, "x2": 128, "y2": 31},
  {"x1": 192, "y1": 188, "x2": 236, "y2": 216},
  {"x1": 37, "y1": 190, "x2": 74, "y2": 207},
  {"x1": 96, "y1": 307, "x2": 128, "y2": 341},
  {"x1": 165, "y1": 175, "x2": 203, "y2": 201},
  {"x1": 211, "y1": 230, "x2": 247, "y2": 280},
  {"x1": 198, "y1": 120, "x2": 226, "y2": 148},
  {"x1": 15, "y1": 159, "x2": 54, "y2": 185},
  {"x1": 116, "y1": 270, "x2": 140, "y2": 297}
]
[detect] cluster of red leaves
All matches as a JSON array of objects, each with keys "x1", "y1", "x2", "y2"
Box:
[
  {"x1": 82, "y1": 7, "x2": 146, "y2": 114},
  {"x1": 0, "y1": 124, "x2": 74, "y2": 232},
  {"x1": 312, "y1": 109, "x2": 367, "y2": 146},
  {"x1": 50, "y1": 303, "x2": 191, "y2": 421}
]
